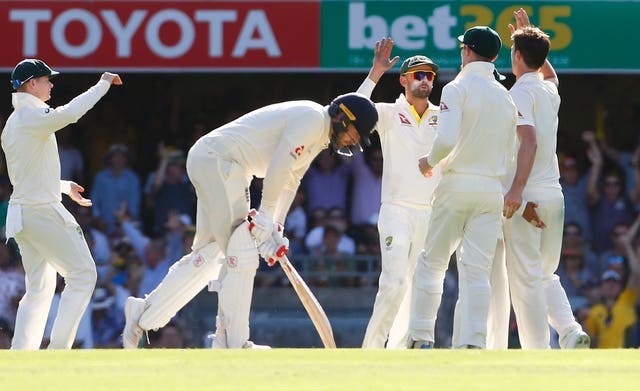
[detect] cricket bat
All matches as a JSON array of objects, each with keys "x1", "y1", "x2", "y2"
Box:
[{"x1": 279, "y1": 255, "x2": 337, "y2": 348}]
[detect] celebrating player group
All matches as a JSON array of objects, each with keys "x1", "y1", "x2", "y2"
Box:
[{"x1": 2, "y1": 8, "x2": 588, "y2": 350}]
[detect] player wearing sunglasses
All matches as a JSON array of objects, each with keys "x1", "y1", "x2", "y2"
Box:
[{"x1": 357, "y1": 38, "x2": 442, "y2": 349}]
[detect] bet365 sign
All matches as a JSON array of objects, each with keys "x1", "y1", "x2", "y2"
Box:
[{"x1": 321, "y1": 1, "x2": 636, "y2": 72}]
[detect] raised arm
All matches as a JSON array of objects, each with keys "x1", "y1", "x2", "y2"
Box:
[
  {"x1": 508, "y1": 8, "x2": 558, "y2": 86},
  {"x1": 357, "y1": 37, "x2": 399, "y2": 98},
  {"x1": 583, "y1": 131, "x2": 603, "y2": 205}
]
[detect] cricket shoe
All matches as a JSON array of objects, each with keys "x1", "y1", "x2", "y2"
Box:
[
  {"x1": 410, "y1": 340, "x2": 433, "y2": 349},
  {"x1": 208, "y1": 332, "x2": 271, "y2": 349},
  {"x1": 561, "y1": 330, "x2": 591, "y2": 349},
  {"x1": 242, "y1": 341, "x2": 272, "y2": 349},
  {"x1": 123, "y1": 297, "x2": 146, "y2": 349}
]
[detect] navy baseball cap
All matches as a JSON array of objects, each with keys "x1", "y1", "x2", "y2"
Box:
[
  {"x1": 458, "y1": 26, "x2": 505, "y2": 81},
  {"x1": 10, "y1": 59, "x2": 59, "y2": 90},
  {"x1": 458, "y1": 26, "x2": 502, "y2": 58}
]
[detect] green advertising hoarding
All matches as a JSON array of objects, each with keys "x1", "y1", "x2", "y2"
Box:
[{"x1": 321, "y1": 1, "x2": 635, "y2": 73}]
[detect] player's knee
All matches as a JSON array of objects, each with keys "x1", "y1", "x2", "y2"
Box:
[
  {"x1": 378, "y1": 275, "x2": 407, "y2": 294},
  {"x1": 225, "y1": 221, "x2": 259, "y2": 271},
  {"x1": 66, "y1": 264, "x2": 97, "y2": 289}
]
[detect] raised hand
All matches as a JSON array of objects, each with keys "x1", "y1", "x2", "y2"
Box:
[
  {"x1": 368, "y1": 37, "x2": 400, "y2": 83},
  {"x1": 373, "y1": 37, "x2": 400, "y2": 72},
  {"x1": 101, "y1": 72, "x2": 123, "y2": 85},
  {"x1": 508, "y1": 7, "x2": 532, "y2": 34}
]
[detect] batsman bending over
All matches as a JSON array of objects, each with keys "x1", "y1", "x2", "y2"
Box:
[{"x1": 122, "y1": 93, "x2": 378, "y2": 349}]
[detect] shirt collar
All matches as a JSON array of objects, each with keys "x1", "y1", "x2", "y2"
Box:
[
  {"x1": 11, "y1": 92, "x2": 50, "y2": 110},
  {"x1": 458, "y1": 61, "x2": 498, "y2": 79}
]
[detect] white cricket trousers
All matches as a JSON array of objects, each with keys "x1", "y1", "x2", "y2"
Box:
[
  {"x1": 503, "y1": 189, "x2": 581, "y2": 348},
  {"x1": 137, "y1": 138, "x2": 256, "y2": 348},
  {"x1": 12, "y1": 203, "x2": 97, "y2": 350},
  {"x1": 362, "y1": 203, "x2": 430, "y2": 349},
  {"x1": 487, "y1": 237, "x2": 510, "y2": 350},
  {"x1": 410, "y1": 179, "x2": 502, "y2": 348}
]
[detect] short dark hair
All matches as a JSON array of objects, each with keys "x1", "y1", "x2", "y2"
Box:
[{"x1": 512, "y1": 26, "x2": 550, "y2": 69}]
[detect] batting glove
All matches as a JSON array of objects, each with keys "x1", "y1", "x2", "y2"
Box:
[
  {"x1": 248, "y1": 209, "x2": 275, "y2": 247},
  {"x1": 258, "y1": 225, "x2": 289, "y2": 266}
]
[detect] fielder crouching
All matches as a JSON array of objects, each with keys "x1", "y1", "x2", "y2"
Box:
[{"x1": 122, "y1": 93, "x2": 378, "y2": 349}]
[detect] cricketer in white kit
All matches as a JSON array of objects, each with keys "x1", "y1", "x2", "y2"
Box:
[
  {"x1": 122, "y1": 93, "x2": 378, "y2": 349},
  {"x1": 410, "y1": 26, "x2": 517, "y2": 349},
  {"x1": 487, "y1": 9, "x2": 590, "y2": 350},
  {"x1": 2, "y1": 59, "x2": 122, "y2": 350},
  {"x1": 356, "y1": 38, "x2": 441, "y2": 349}
]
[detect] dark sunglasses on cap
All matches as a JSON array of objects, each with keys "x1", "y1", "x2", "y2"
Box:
[{"x1": 403, "y1": 70, "x2": 436, "y2": 82}]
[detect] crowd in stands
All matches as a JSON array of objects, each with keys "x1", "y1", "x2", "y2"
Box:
[{"x1": 0, "y1": 111, "x2": 639, "y2": 348}]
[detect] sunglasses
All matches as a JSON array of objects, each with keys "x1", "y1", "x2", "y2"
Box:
[{"x1": 403, "y1": 70, "x2": 436, "y2": 82}]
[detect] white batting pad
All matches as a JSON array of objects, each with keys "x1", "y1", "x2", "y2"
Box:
[{"x1": 138, "y1": 242, "x2": 222, "y2": 330}]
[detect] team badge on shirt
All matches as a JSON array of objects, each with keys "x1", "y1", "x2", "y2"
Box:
[
  {"x1": 75, "y1": 226, "x2": 84, "y2": 239},
  {"x1": 193, "y1": 254, "x2": 205, "y2": 267},
  {"x1": 290, "y1": 145, "x2": 305, "y2": 160},
  {"x1": 398, "y1": 113, "x2": 411, "y2": 125},
  {"x1": 428, "y1": 115, "x2": 438, "y2": 126},
  {"x1": 385, "y1": 236, "x2": 393, "y2": 250}
]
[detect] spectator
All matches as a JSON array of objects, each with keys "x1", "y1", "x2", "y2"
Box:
[
  {"x1": 586, "y1": 135, "x2": 634, "y2": 254},
  {"x1": 596, "y1": 222, "x2": 631, "y2": 275},
  {"x1": 0, "y1": 318, "x2": 13, "y2": 349},
  {"x1": 303, "y1": 149, "x2": 351, "y2": 216},
  {"x1": 57, "y1": 129, "x2": 84, "y2": 183},
  {"x1": 584, "y1": 213, "x2": 640, "y2": 348},
  {"x1": 559, "y1": 156, "x2": 591, "y2": 241},
  {"x1": 116, "y1": 207, "x2": 187, "y2": 298},
  {"x1": 91, "y1": 144, "x2": 142, "y2": 234},
  {"x1": 0, "y1": 176, "x2": 11, "y2": 236},
  {"x1": 283, "y1": 187, "x2": 308, "y2": 255},
  {"x1": 147, "y1": 321, "x2": 184, "y2": 348},
  {"x1": 349, "y1": 147, "x2": 383, "y2": 226},
  {"x1": 90, "y1": 286, "x2": 123, "y2": 348},
  {"x1": 556, "y1": 246, "x2": 592, "y2": 311},
  {"x1": 144, "y1": 144, "x2": 195, "y2": 236},
  {"x1": 0, "y1": 242, "x2": 25, "y2": 327},
  {"x1": 309, "y1": 226, "x2": 357, "y2": 287},
  {"x1": 562, "y1": 222, "x2": 599, "y2": 275},
  {"x1": 304, "y1": 207, "x2": 356, "y2": 255}
]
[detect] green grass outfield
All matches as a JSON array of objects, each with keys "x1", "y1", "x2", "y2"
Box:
[{"x1": 1, "y1": 349, "x2": 638, "y2": 390}]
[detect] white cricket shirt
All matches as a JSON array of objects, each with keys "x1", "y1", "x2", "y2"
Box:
[
  {"x1": 2, "y1": 80, "x2": 111, "y2": 205},
  {"x1": 198, "y1": 100, "x2": 331, "y2": 219},
  {"x1": 505, "y1": 72, "x2": 562, "y2": 192},
  {"x1": 358, "y1": 78, "x2": 440, "y2": 208},
  {"x1": 427, "y1": 61, "x2": 517, "y2": 191}
]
